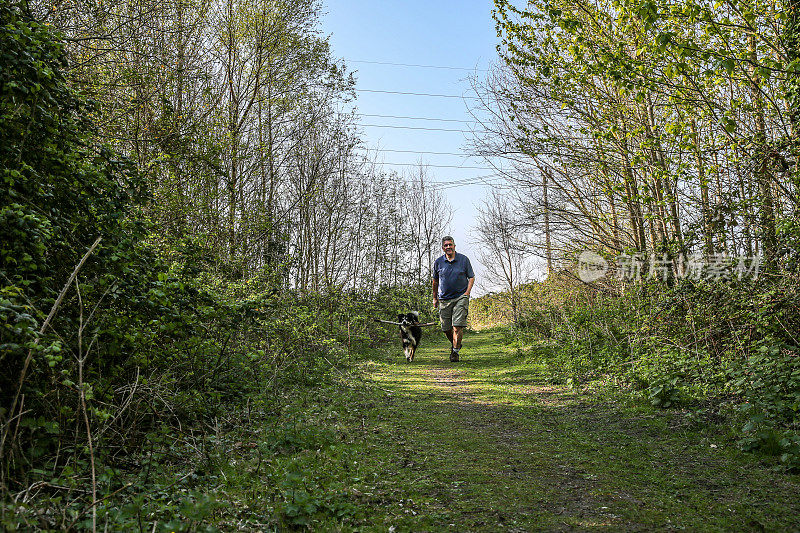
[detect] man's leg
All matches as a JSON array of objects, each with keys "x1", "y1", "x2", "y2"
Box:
[
  {"x1": 449, "y1": 327, "x2": 461, "y2": 361},
  {"x1": 448, "y1": 327, "x2": 459, "y2": 361},
  {"x1": 443, "y1": 328, "x2": 454, "y2": 345},
  {"x1": 439, "y1": 299, "x2": 457, "y2": 360},
  {"x1": 442, "y1": 327, "x2": 459, "y2": 362},
  {"x1": 450, "y1": 296, "x2": 469, "y2": 361},
  {"x1": 452, "y1": 326, "x2": 463, "y2": 350}
]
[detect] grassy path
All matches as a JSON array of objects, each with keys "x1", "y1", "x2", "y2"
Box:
[{"x1": 348, "y1": 329, "x2": 800, "y2": 531}]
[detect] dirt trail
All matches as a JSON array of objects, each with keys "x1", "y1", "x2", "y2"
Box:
[
  {"x1": 367, "y1": 331, "x2": 800, "y2": 531},
  {"x1": 424, "y1": 364, "x2": 611, "y2": 529}
]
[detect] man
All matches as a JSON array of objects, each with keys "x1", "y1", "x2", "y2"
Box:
[{"x1": 432, "y1": 236, "x2": 475, "y2": 362}]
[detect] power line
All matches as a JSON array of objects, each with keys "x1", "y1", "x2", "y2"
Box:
[
  {"x1": 434, "y1": 182, "x2": 500, "y2": 191},
  {"x1": 379, "y1": 162, "x2": 495, "y2": 170},
  {"x1": 369, "y1": 148, "x2": 480, "y2": 157},
  {"x1": 356, "y1": 88, "x2": 481, "y2": 100},
  {"x1": 349, "y1": 59, "x2": 488, "y2": 72},
  {"x1": 436, "y1": 177, "x2": 507, "y2": 189},
  {"x1": 357, "y1": 113, "x2": 475, "y2": 124},
  {"x1": 430, "y1": 173, "x2": 499, "y2": 185},
  {"x1": 358, "y1": 123, "x2": 472, "y2": 133},
  {"x1": 428, "y1": 174, "x2": 507, "y2": 190}
]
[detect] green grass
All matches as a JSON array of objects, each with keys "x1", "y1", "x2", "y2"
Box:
[{"x1": 195, "y1": 329, "x2": 800, "y2": 531}]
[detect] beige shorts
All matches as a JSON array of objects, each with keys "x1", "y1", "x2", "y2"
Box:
[{"x1": 439, "y1": 295, "x2": 470, "y2": 330}]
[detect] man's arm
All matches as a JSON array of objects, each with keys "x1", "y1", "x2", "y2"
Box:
[
  {"x1": 432, "y1": 277, "x2": 439, "y2": 307},
  {"x1": 463, "y1": 257, "x2": 475, "y2": 297},
  {"x1": 464, "y1": 276, "x2": 475, "y2": 297}
]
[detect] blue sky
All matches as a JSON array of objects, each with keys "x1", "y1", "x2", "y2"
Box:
[{"x1": 321, "y1": 0, "x2": 504, "y2": 292}]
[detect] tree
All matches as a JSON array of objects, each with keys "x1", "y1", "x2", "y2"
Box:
[
  {"x1": 403, "y1": 163, "x2": 452, "y2": 290},
  {"x1": 475, "y1": 191, "x2": 533, "y2": 325},
  {"x1": 479, "y1": 0, "x2": 800, "y2": 276}
]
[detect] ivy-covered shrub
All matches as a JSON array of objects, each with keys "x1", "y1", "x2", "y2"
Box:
[{"x1": 1, "y1": 0, "x2": 146, "y2": 479}]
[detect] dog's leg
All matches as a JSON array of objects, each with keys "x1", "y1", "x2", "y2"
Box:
[{"x1": 408, "y1": 334, "x2": 418, "y2": 362}]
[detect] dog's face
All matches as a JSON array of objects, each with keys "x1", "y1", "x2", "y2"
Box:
[{"x1": 398, "y1": 311, "x2": 419, "y2": 326}]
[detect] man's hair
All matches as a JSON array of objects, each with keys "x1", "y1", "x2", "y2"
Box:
[{"x1": 442, "y1": 236, "x2": 455, "y2": 245}]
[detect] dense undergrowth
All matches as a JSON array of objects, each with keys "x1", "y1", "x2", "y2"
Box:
[
  {"x1": 471, "y1": 274, "x2": 800, "y2": 470},
  {"x1": 0, "y1": 5, "x2": 434, "y2": 529}
]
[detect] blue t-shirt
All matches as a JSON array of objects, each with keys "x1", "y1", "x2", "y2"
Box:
[{"x1": 432, "y1": 253, "x2": 475, "y2": 300}]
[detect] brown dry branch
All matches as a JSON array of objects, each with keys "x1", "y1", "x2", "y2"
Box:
[
  {"x1": 0, "y1": 236, "x2": 102, "y2": 473},
  {"x1": 75, "y1": 275, "x2": 97, "y2": 533}
]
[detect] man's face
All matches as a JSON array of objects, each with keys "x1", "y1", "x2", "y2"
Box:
[{"x1": 442, "y1": 240, "x2": 455, "y2": 257}]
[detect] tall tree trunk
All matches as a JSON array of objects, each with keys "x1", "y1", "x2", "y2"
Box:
[
  {"x1": 543, "y1": 167, "x2": 553, "y2": 275},
  {"x1": 691, "y1": 120, "x2": 714, "y2": 256},
  {"x1": 645, "y1": 98, "x2": 683, "y2": 252},
  {"x1": 787, "y1": 0, "x2": 800, "y2": 138},
  {"x1": 750, "y1": 34, "x2": 778, "y2": 264},
  {"x1": 226, "y1": 0, "x2": 238, "y2": 263},
  {"x1": 619, "y1": 123, "x2": 647, "y2": 254}
]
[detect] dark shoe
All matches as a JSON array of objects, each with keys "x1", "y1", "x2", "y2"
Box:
[{"x1": 450, "y1": 349, "x2": 459, "y2": 362}]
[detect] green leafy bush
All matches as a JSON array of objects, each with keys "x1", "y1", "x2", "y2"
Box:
[{"x1": 481, "y1": 274, "x2": 800, "y2": 468}]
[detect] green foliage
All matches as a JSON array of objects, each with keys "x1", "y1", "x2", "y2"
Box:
[
  {"x1": 1, "y1": 0, "x2": 144, "y2": 483},
  {"x1": 0, "y1": 6, "x2": 389, "y2": 528},
  {"x1": 647, "y1": 376, "x2": 683, "y2": 408},
  {"x1": 479, "y1": 274, "x2": 800, "y2": 469},
  {"x1": 730, "y1": 341, "x2": 800, "y2": 427}
]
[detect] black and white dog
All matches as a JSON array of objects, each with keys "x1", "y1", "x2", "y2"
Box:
[{"x1": 398, "y1": 311, "x2": 423, "y2": 362}]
